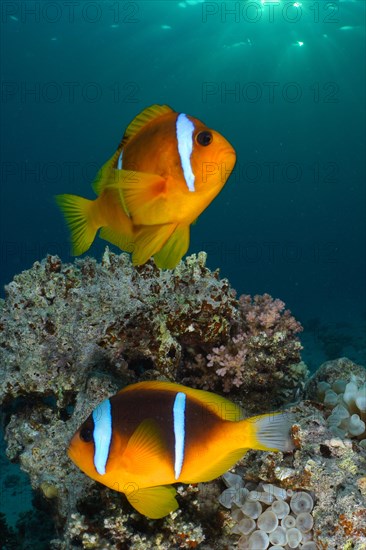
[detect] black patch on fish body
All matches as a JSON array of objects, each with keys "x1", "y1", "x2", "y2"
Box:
[
  {"x1": 109, "y1": 388, "x2": 223, "y2": 471},
  {"x1": 110, "y1": 389, "x2": 176, "y2": 464}
]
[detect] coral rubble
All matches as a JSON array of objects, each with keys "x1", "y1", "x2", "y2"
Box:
[{"x1": 1, "y1": 251, "x2": 364, "y2": 548}]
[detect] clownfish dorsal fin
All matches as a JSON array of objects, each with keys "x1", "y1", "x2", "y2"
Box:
[
  {"x1": 121, "y1": 104, "x2": 174, "y2": 146},
  {"x1": 122, "y1": 418, "x2": 168, "y2": 475},
  {"x1": 126, "y1": 484, "x2": 178, "y2": 519},
  {"x1": 93, "y1": 105, "x2": 173, "y2": 195}
]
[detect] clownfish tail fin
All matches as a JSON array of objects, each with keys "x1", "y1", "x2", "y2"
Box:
[
  {"x1": 243, "y1": 411, "x2": 295, "y2": 453},
  {"x1": 56, "y1": 194, "x2": 98, "y2": 256}
]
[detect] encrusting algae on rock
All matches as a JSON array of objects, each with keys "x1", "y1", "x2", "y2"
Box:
[
  {"x1": 0, "y1": 250, "x2": 365, "y2": 548},
  {"x1": 0, "y1": 249, "x2": 304, "y2": 410}
]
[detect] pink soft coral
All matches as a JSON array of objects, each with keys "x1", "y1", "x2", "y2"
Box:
[
  {"x1": 209, "y1": 293, "x2": 302, "y2": 391},
  {"x1": 239, "y1": 293, "x2": 302, "y2": 335},
  {"x1": 182, "y1": 293, "x2": 304, "y2": 409}
]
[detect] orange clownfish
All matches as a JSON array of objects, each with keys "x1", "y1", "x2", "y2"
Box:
[
  {"x1": 56, "y1": 104, "x2": 236, "y2": 269},
  {"x1": 68, "y1": 381, "x2": 294, "y2": 519}
]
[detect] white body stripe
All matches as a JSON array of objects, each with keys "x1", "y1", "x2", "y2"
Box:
[
  {"x1": 173, "y1": 391, "x2": 186, "y2": 480},
  {"x1": 176, "y1": 113, "x2": 195, "y2": 192},
  {"x1": 92, "y1": 399, "x2": 112, "y2": 475},
  {"x1": 117, "y1": 151, "x2": 123, "y2": 170}
]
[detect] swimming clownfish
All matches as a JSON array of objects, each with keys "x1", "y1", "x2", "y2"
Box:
[
  {"x1": 68, "y1": 381, "x2": 294, "y2": 519},
  {"x1": 56, "y1": 104, "x2": 236, "y2": 269}
]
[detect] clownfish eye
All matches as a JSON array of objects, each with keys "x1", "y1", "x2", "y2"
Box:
[
  {"x1": 80, "y1": 425, "x2": 93, "y2": 443},
  {"x1": 196, "y1": 131, "x2": 213, "y2": 146}
]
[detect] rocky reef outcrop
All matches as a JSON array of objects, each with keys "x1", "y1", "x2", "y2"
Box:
[{"x1": 0, "y1": 250, "x2": 364, "y2": 549}]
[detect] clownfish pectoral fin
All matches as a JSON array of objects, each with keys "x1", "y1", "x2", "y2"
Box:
[
  {"x1": 111, "y1": 169, "x2": 176, "y2": 226},
  {"x1": 126, "y1": 485, "x2": 178, "y2": 519},
  {"x1": 99, "y1": 226, "x2": 134, "y2": 253},
  {"x1": 123, "y1": 419, "x2": 168, "y2": 475},
  {"x1": 56, "y1": 194, "x2": 98, "y2": 255},
  {"x1": 121, "y1": 104, "x2": 173, "y2": 147},
  {"x1": 153, "y1": 225, "x2": 190, "y2": 269},
  {"x1": 132, "y1": 224, "x2": 176, "y2": 266}
]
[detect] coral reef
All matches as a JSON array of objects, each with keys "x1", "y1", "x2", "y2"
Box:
[
  {"x1": 0, "y1": 249, "x2": 304, "y2": 412},
  {"x1": 3, "y1": 252, "x2": 364, "y2": 548},
  {"x1": 318, "y1": 376, "x2": 366, "y2": 442},
  {"x1": 218, "y1": 416, "x2": 366, "y2": 548},
  {"x1": 211, "y1": 294, "x2": 303, "y2": 390},
  {"x1": 0, "y1": 249, "x2": 239, "y2": 402},
  {"x1": 217, "y1": 358, "x2": 366, "y2": 549},
  {"x1": 219, "y1": 475, "x2": 316, "y2": 549},
  {"x1": 306, "y1": 357, "x2": 366, "y2": 399},
  {"x1": 306, "y1": 357, "x2": 366, "y2": 443},
  {"x1": 182, "y1": 294, "x2": 305, "y2": 413}
]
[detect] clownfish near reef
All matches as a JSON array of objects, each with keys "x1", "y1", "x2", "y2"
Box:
[
  {"x1": 68, "y1": 380, "x2": 294, "y2": 519},
  {"x1": 56, "y1": 104, "x2": 236, "y2": 269}
]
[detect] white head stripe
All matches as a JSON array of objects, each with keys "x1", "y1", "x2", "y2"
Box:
[
  {"x1": 92, "y1": 399, "x2": 112, "y2": 475},
  {"x1": 173, "y1": 392, "x2": 186, "y2": 480},
  {"x1": 176, "y1": 113, "x2": 195, "y2": 192},
  {"x1": 117, "y1": 151, "x2": 123, "y2": 170}
]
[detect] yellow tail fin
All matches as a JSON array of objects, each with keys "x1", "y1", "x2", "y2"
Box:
[
  {"x1": 243, "y1": 411, "x2": 294, "y2": 453},
  {"x1": 56, "y1": 194, "x2": 98, "y2": 255}
]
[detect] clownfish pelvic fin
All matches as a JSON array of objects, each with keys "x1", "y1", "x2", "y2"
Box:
[
  {"x1": 153, "y1": 225, "x2": 190, "y2": 269},
  {"x1": 126, "y1": 484, "x2": 178, "y2": 519}
]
